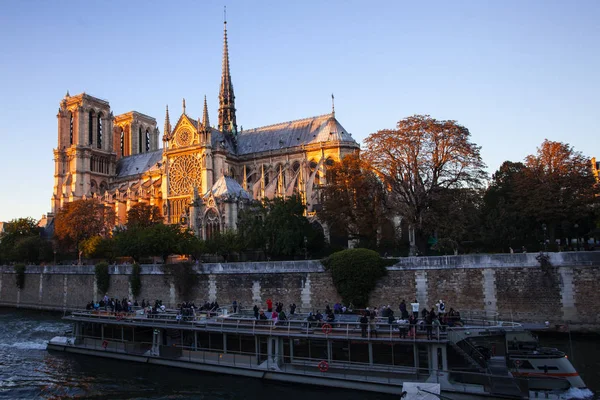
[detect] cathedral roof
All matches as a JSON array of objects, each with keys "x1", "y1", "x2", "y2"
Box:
[
  {"x1": 204, "y1": 175, "x2": 251, "y2": 202},
  {"x1": 115, "y1": 150, "x2": 162, "y2": 178},
  {"x1": 236, "y1": 114, "x2": 357, "y2": 155}
]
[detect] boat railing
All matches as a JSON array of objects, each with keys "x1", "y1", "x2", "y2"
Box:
[
  {"x1": 60, "y1": 333, "x2": 562, "y2": 395},
  {"x1": 66, "y1": 309, "x2": 454, "y2": 343}
]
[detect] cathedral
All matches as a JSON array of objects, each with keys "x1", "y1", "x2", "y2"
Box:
[{"x1": 51, "y1": 19, "x2": 360, "y2": 240}]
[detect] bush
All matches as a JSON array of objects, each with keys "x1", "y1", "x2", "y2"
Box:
[
  {"x1": 162, "y1": 263, "x2": 199, "y2": 300},
  {"x1": 130, "y1": 263, "x2": 142, "y2": 299},
  {"x1": 95, "y1": 262, "x2": 110, "y2": 295},
  {"x1": 322, "y1": 248, "x2": 387, "y2": 308},
  {"x1": 14, "y1": 264, "x2": 26, "y2": 289}
]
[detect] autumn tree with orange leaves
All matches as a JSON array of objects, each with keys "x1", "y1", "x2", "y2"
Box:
[
  {"x1": 363, "y1": 115, "x2": 487, "y2": 254},
  {"x1": 320, "y1": 153, "x2": 388, "y2": 248},
  {"x1": 54, "y1": 199, "x2": 116, "y2": 260}
]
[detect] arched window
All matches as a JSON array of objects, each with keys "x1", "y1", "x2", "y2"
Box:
[
  {"x1": 88, "y1": 111, "x2": 93, "y2": 145},
  {"x1": 205, "y1": 209, "x2": 220, "y2": 240},
  {"x1": 69, "y1": 113, "x2": 74, "y2": 145},
  {"x1": 138, "y1": 127, "x2": 143, "y2": 153},
  {"x1": 120, "y1": 129, "x2": 125, "y2": 157},
  {"x1": 145, "y1": 129, "x2": 150, "y2": 152},
  {"x1": 97, "y1": 113, "x2": 103, "y2": 149}
]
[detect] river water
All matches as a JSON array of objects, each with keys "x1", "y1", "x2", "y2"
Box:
[{"x1": 0, "y1": 308, "x2": 597, "y2": 400}]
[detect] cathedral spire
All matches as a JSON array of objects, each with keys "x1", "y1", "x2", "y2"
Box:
[
  {"x1": 164, "y1": 105, "x2": 171, "y2": 139},
  {"x1": 331, "y1": 93, "x2": 335, "y2": 117},
  {"x1": 202, "y1": 95, "x2": 210, "y2": 128},
  {"x1": 218, "y1": 9, "x2": 237, "y2": 134}
]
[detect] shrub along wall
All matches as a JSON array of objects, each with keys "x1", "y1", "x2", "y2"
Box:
[{"x1": 0, "y1": 252, "x2": 599, "y2": 331}]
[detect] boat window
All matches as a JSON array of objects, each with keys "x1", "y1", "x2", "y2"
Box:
[
  {"x1": 372, "y1": 343, "x2": 393, "y2": 365},
  {"x1": 293, "y1": 338, "x2": 310, "y2": 359},
  {"x1": 393, "y1": 344, "x2": 415, "y2": 367},
  {"x1": 310, "y1": 339, "x2": 328, "y2": 361},
  {"x1": 227, "y1": 334, "x2": 242, "y2": 353},
  {"x1": 181, "y1": 331, "x2": 195, "y2": 349},
  {"x1": 331, "y1": 340, "x2": 349, "y2": 363},
  {"x1": 418, "y1": 345, "x2": 430, "y2": 370},
  {"x1": 513, "y1": 360, "x2": 535, "y2": 369},
  {"x1": 196, "y1": 332, "x2": 210, "y2": 350},
  {"x1": 209, "y1": 333, "x2": 224, "y2": 351},
  {"x1": 240, "y1": 335, "x2": 256, "y2": 356},
  {"x1": 283, "y1": 338, "x2": 291, "y2": 362},
  {"x1": 349, "y1": 341, "x2": 370, "y2": 364},
  {"x1": 538, "y1": 365, "x2": 559, "y2": 371}
]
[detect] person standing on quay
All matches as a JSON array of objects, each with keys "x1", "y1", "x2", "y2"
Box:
[
  {"x1": 266, "y1": 298, "x2": 273, "y2": 312},
  {"x1": 410, "y1": 299, "x2": 420, "y2": 320}
]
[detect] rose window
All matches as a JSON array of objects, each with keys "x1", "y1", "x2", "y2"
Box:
[
  {"x1": 169, "y1": 155, "x2": 202, "y2": 196},
  {"x1": 176, "y1": 129, "x2": 192, "y2": 147}
]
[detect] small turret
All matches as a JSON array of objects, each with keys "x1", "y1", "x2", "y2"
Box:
[
  {"x1": 163, "y1": 105, "x2": 171, "y2": 141},
  {"x1": 202, "y1": 95, "x2": 210, "y2": 129}
]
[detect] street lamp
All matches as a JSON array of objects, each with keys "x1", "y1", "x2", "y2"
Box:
[
  {"x1": 304, "y1": 236, "x2": 308, "y2": 260},
  {"x1": 542, "y1": 224, "x2": 547, "y2": 252}
]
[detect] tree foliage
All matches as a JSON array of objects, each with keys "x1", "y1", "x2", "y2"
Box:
[
  {"x1": 320, "y1": 154, "x2": 388, "y2": 248},
  {"x1": 130, "y1": 263, "x2": 142, "y2": 299},
  {"x1": 114, "y1": 223, "x2": 195, "y2": 263},
  {"x1": 95, "y1": 262, "x2": 110, "y2": 295},
  {"x1": 162, "y1": 262, "x2": 198, "y2": 300},
  {"x1": 482, "y1": 141, "x2": 599, "y2": 251},
  {"x1": 126, "y1": 203, "x2": 162, "y2": 229},
  {"x1": 14, "y1": 264, "x2": 25, "y2": 289},
  {"x1": 54, "y1": 200, "x2": 116, "y2": 254},
  {"x1": 322, "y1": 248, "x2": 387, "y2": 308},
  {"x1": 237, "y1": 195, "x2": 324, "y2": 258},
  {"x1": 0, "y1": 217, "x2": 45, "y2": 263},
  {"x1": 363, "y1": 115, "x2": 487, "y2": 254}
]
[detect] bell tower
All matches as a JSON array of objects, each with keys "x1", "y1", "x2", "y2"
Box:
[{"x1": 52, "y1": 92, "x2": 115, "y2": 213}]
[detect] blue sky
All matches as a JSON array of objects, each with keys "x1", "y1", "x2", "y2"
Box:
[{"x1": 0, "y1": 1, "x2": 599, "y2": 222}]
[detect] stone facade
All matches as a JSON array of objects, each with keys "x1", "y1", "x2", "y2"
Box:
[
  {"x1": 1, "y1": 252, "x2": 599, "y2": 331},
  {"x1": 49, "y1": 19, "x2": 360, "y2": 240}
]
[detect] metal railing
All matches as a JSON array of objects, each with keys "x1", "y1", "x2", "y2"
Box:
[{"x1": 55, "y1": 333, "x2": 571, "y2": 397}]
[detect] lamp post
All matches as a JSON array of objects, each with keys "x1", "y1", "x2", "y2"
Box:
[
  {"x1": 542, "y1": 224, "x2": 547, "y2": 252},
  {"x1": 53, "y1": 250, "x2": 57, "y2": 265},
  {"x1": 304, "y1": 236, "x2": 308, "y2": 260}
]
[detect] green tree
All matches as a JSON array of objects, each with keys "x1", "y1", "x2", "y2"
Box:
[
  {"x1": 429, "y1": 187, "x2": 483, "y2": 254},
  {"x1": 322, "y1": 248, "x2": 387, "y2": 308},
  {"x1": 13, "y1": 236, "x2": 54, "y2": 264},
  {"x1": 80, "y1": 235, "x2": 116, "y2": 260},
  {"x1": 0, "y1": 217, "x2": 41, "y2": 262},
  {"x1": 54, "y1": 200, "x2": 116, "y2": 261},
  {"x1": 363, "y1": 115, "x2": 487, "y2": 254},
  {"x1": 126, "y1": 203, "x2": 162, "y2": 229},
  {"x1": 519, "y1": 140, "x2": 599, "y2": 246},
  {"x1": 205, "y1": 230, "x2": 241, "y2": 261},
  {"x1": 481, "y1": 161, "x2": 530, "y2": 252},
  {"x1": 145, "y1": 224, "x2": 194, "y2": 263}
]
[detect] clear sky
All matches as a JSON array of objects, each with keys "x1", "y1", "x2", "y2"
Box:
[{"x1": 0, "y1": 1, "x2": 599, "y2": 222}]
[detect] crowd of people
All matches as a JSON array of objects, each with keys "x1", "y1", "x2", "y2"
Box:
[
  {"x1": 85, "y1": 294, "x2": 463, "y2": 339},
  {"x1": 357, "y1": 299, "x2": 463, "y2": 339}
]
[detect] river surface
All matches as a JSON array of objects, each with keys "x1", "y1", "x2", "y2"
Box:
[{"x1": 0, "y1": 308, "x2": 597, "y2": 400}]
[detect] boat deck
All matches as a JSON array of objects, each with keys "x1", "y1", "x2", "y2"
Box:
[{"x1": 66, "y1": 309, "x2": 454, "y2": 343}]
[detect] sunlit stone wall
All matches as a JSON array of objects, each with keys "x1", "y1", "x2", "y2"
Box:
[{"x1": 0, "y1": 252, "x2": 599, "y2": 331}]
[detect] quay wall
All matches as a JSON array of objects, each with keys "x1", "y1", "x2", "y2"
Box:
[{"x1": 1, "y1": 252, "x2": 599, "y2": 331}]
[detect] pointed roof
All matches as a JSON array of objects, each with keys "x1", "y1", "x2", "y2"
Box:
[
  {"x1": 204, "y1": 175, "x2": 251, "y2": 202},
  {"x1": 202, "y1": 95, "x2": 210, "y2": 129},
  {"x1": 236, "y1": 114, "x2": 358, "y2": 155},
  {"x1": 218, "y1": 17, "x2": 237, "y2": 133},
  {"x1": 221, "y1": 21, "x2": 232, "y2": 100},
  {"x1": 163, "y1": 105, "x2": 171, "y2": 139}
]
